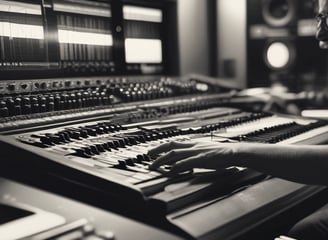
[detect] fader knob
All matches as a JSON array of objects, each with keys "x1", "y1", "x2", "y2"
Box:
[
  {"x1": 54, "y1": 95, "x2": 61, "y2": 110},
  {"x1": 0, "y1": 101, "x2": 9, "y2": 117},
  {"x1": 86, "y1": 128, "x2": 97, "y2": 136},
  {"x1": 6, "y1": 98, "x2": 15, "y2": 116},
  {"x1": 31, "y1": 97, "x2": 39, "y2": 113},
  {"x1": 22, "y1": 97, "x2": 32, "y2": 115},
  {"x1": 22, "y1": 97, "x2": 30, "y2": 105},
  {"x1": 0, "y1": 101, "x2": 6, "y2": 109},
  {"x1": 14, "y1": 97, "x2": 22, "y2": 105},
  {"x1": 40, "y1": 136, "x2": 54, "y2": 146},
  {"x1": 60, "y1": 94, "x2": 69, "y2": 109},
  {"x1": 76, "y1": 92, "x2": 83, "y2": 108},
  {"x1": 47, "y1": 95, "x2": 55, "y2": 112},
  {"x1": 13, "y1": 98, "x2": 22, "y2": 115},
  {"x1": 70, "y1": 131, "x2": 81, "y2": 139},
  {"x1": 70, "y1": 93, "x2": 77, "y2": 109},
  {"x1": 38, "y1": 96, "x2": 47, "y2": 112},
  {"x1": 80, "y1": 130, "x2": 89, "y2": 138}
]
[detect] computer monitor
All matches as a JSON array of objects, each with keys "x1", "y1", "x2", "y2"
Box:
[
  {"x1": 0, "y1": 0, "x2": 47, "y2": 71},
  {"x1": 0, "y1": 0, "x2": 179, "y2": 79}
]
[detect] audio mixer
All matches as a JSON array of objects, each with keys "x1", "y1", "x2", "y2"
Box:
[
  {"x1": 0, "y1": 75, "x2": 327, "y2": 239},
  {"x1": 0, "y1": 0, "x2": 327, "y2": 239}
]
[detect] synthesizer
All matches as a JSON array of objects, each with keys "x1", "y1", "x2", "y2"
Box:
[{"x1": 0, "y1": 75, "x2": 327, "y2": 239}]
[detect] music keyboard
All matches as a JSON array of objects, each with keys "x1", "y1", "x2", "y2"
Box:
[{"x1": 278, "y1": 125, "x2": 328, "y2": 145}]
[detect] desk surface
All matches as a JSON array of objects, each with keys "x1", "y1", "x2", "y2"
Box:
[{"x1": 0, "y1": 177, "x2": 182, "y2": 240}]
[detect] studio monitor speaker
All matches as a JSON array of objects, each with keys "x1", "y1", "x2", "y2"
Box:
[{"x1": 247, "y1": 0, "x2": 328, "y2": 91}]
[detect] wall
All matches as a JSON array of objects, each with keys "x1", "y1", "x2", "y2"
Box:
[
  {"x1": 177, "y1": 0, "x2": 210, "y2": 76},
  {"x1": 216, "y1": 0, "x2": 247, "y2": 88}
]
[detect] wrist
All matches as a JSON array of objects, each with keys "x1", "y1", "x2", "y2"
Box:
[{"x1": 229, "y1": 143, "x2": 253, "y2": 167}]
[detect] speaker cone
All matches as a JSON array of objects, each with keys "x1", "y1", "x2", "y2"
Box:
[
  {"x1": 264, "y1": 41, "x2": 296, "y2": 69},
  {"x1": 262, "y1": 0, "x2": 296, "y2": 26}
]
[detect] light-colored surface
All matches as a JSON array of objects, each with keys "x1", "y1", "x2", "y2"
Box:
[
  {"x1": 275, "y1": 235, "x2": 298, "y2": 240},
  {"x1": 302, "y1": 110, "x2": 328, "y2": 120},
  {"x1": 216, "y1": 0, "x2": 247, "y2": 88},
  {"x1": 125, "y1": 39, "x2": 162, "y2": 63},
  {"x1": 0, "y1": 201, "x2": 65, "y2": 240},
  {"x1": 177, "y1": 0, "x2": 210, "y2": 76},
  {"x1": 0, "y1": 178, "x2": 182, "y2": 240}
]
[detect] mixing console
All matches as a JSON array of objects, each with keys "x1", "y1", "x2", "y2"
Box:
[
  {"x1": 0, "y1": 75, "x2": 327, "y2": 239},
  {"x1": 0, "y1": 76, "x2": 230, "y2": 131},
  {"x1": 2, "y1": 0, "x2": 326, "y2": 239}
]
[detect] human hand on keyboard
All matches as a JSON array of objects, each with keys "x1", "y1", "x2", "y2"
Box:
[{"x1": 148, "y1": 141, "x2": 240, "y2": 174}]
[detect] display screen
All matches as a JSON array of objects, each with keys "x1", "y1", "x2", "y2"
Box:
[
  {"x1": 54, "y1": 0, "x2": 114, "y2": 72},
  {"x1": 123, "y1": 5, "x2": 164, "y2": 73},
  {"x1": 0, "y1": 0, "x2": 175, "y2": 76},
  {"x1": 0, "y1": 0, "x2": 47, "y2": 70},
  {"x1": 0, "y1": 204, "x2": 34, "y2": 225}
]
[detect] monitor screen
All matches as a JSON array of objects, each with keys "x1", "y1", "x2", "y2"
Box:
[
  {"x1": 53, "y1": 0, "x2": 114, "y2": 73},
  {"x1": 123, "y1": 5, "x2": 164, "y2": 74},
  {"x1": 0, "y1": 0, "x2": 47, "y2": 70},
  {"x1": 0, "y1": 0, "x2": 177, "y2": 78}
]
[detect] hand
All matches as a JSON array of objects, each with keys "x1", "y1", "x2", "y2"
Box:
[{"x1": 148, "y1": 141, "x2": 240, "y2": 174}]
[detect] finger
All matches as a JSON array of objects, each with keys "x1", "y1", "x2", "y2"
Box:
[
  {"x1": 170, "y1": 149, "x2": 233, "y2": 173},
  {"x1": 149, "y1": 149, "x2": 200, "y2": 170},
  {"x1": 149, "y1": 145, "x2": 224, "y2": 170},
  {"x1": 170, "y1": 153, "x2": 210, "y2": 174},
  {"x1": 148, "y1": 141, "x2": 194, "y2": 157}
]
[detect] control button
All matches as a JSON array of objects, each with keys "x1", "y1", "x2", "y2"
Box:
[
  {"x1": 40, "y1": 82, "x2": 48, "y2": 89},
  {"x1": 52, "y1": 82, "x2": 59, "y2": 88},
  {"x1": 7, "y1": 83, "x2": 16, "y2": 91},
  {"x1": 20, "y1": 83, "x2": 28, "y2": 90},
  {"x1": 82, "y1": 224, "x2": 95, "y2": 235},
  {"x1": 65, "y1": 81, "x2": 72, "y2": 87}
]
